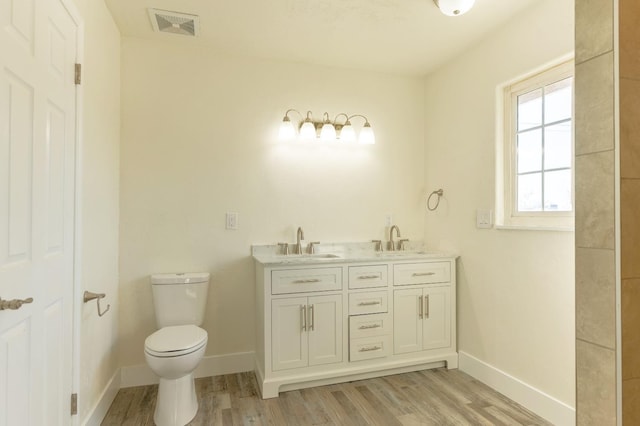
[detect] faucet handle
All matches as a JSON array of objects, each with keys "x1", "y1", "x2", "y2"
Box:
[
  {"x1": 308, "y1": 241, "x2": 320, "y2": 254},
  {"x1": 371, "y1": 240, "x2": 383, "y2": 252},
  {"x1": 277, "y1": 242, "x2": 289, "y2": 255},
  {"x1": 399, "y1": 239, "x2": 409, "y2": 251}
]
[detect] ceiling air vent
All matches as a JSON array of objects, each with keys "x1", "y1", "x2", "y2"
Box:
[{"x1": 148, "y1": 9, "x2": 199, "y2": 37}]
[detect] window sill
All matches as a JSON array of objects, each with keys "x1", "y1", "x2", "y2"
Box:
[{"x1": 495, "y1": 224, "x2": 574, "y2": 232}]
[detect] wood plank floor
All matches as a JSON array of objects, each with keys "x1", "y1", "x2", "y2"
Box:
[{"x1": 101, "y1": 369, "x2": 554, "y2": 425}]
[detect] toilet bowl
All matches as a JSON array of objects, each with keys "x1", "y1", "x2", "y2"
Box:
[
  {"x1": 145, "y1": 273, "x2": 210, "y2": 426},
  {"x1": 145, "y1": 325, "x2": 208, "y2": 426}
]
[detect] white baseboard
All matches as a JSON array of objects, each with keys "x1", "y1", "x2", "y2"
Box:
[
  {"x1": 81, "y1": 368, "x2": 121, "y2": 426},
  {"x1": 120, "y1": 351, "x2": 255, "y2": 388},
  {"x1": 458, "y1": 351, "x2": 575, "y2": 426}
]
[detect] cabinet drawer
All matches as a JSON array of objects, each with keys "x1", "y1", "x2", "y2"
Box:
[
  {"x1": 348, "y1": 291, "x2": 388, "y2": 315},
  {"x1": 348, "y1": 265, "x2": 388, "y2": 289},
  {"x1": 350, "y1": 335, "x2": 391, "y2": 362},
  {"x1": 394, "y1": 262, "x2": 450, "y2": 286},
  {"x1": 272, "y1": 268, "x2": 342, "y2": 295},
  {"x1": 349, "y1": 313, "x2": 391, "y2": 339}
]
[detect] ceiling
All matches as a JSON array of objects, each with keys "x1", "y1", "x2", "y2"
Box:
[{"x1": 104, "y1": 0, "x2": 538, "y2": 76}]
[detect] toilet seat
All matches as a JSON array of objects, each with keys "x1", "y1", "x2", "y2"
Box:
[{"x1": 145, "y1": 325, "x2": 207, "y2": 358}]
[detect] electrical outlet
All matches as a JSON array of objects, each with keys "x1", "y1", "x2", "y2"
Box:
[
  {"x1": 226, "y1": 212, "x2": 238, "y2": 230},
  {"x1": 476, "y1": 209, "x2": 493, "y2": 229},
  {"x1": 385, "y1": 214, "x2": 393, "y2": 227}
]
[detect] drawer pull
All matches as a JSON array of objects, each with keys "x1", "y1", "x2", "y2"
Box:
[
  {"x1": 359, "y1": 346, "x2": 382, "y2": 352},
  {"x1": 293, "y1": 278, "x2": 321, "y2": 284},
  {"x1": 358, "y1": 301, "x2": 381, "y2": 306},
  {"x1": 358, "y1": 324, "x2": 381, "y2": 330},
  {"x1": 412, "y1": 272, "x2": 436, "y2": 277},
  {"x1": 357, "y1": 275, "x2": 379, "y2": 280}
]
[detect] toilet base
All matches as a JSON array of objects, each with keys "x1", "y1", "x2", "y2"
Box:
[{"x1": 154, "y1": 373, "x2": 198, "y2": 426}]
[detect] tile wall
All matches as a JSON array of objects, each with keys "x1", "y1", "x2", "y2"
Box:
[
  {"x1": 620, "y1": 0, "x2": 640, "y2": 422},
  {"x1": 575, "y1": 0, "x2": 617, "y2": 424}
]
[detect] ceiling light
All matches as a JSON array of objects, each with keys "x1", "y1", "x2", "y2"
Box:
[{"x1": 433, "y1": 0, "x2": 475, "y2": 16}]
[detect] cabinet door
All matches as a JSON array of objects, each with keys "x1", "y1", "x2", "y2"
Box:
[
  {"x1": 272, "y1": 297, "x2": 308, "y2": 371},
  {"x1": 422, "y1": 286, "x2": 451, "y2": 350},
  {"x1": 393, "y1": 288, "x2": 423, "y2": 354},
  {"x1": 308, "y1": 294, "x2": 343, "y2": 366}
]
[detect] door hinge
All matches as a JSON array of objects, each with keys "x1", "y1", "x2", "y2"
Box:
[
  {"x1": 71, "y1": 393, "x2": 78, "y2": 416},
  {"x1": 75, "y1": 63, "x2": 81, "y2": 85}
]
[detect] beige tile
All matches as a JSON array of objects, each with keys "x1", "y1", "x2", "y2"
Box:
[
  {"x1": 576, "y1": 151, "x2": 615, "y2": 249},
  {"x1": 620, "y1": 78, "x2": 640, "y2": 179},
  {"x1": 620, "y1": 0, "x2": 640, "y2": 78},
  {"x1": 622, "y1": 279, "x2": 640, "y2": 379},
  {"x1": 621, "y1": 179, "x2": 640, "y2": 278},
  {"x1": 575, "y1": 52, "x2": 615, "y2": 155},
  {"x1": 576, "y1": 340, "x2": 617, "y2": 425},
  {"x1": 575, "y1": 0, "x2": 613, "y2": 64},
  {"x1": 576, "y1": 248, "x2": 616, "y2": 349},
  {"x1": 623, "y1": 378, "x2": 640, "y2": 424}
]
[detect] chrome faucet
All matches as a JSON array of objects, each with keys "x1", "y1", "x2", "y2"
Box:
[
  {"x1": 295, "y1": 227, "x2": 305, "y2": 254},
  {"x1": 388, "y1": 225, "x2": 401, "y2": 251}
]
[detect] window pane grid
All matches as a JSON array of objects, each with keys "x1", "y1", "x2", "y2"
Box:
[{"x1": 514, "y1": 76, "x2": 573, "y2": 213}]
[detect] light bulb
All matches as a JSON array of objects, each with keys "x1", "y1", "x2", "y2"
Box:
[
  {"x1": 278, "y1": 117, "x2": 296, "y2": 141},
  {"x1": 320, "y1": 123, "x2": 337, "y2": 141},
  {"x1": 434, "y1": 0, "x2": 475, "y2": 16},
  {"x1": 299, "y1": 121, "x2": 317, "y2": 141},
  {"x1": 340, "y1": 122, "x2": 356, "y2": 142},
  {"x1": 359, "y1": 123, "x2": 375, "y2": 145}
]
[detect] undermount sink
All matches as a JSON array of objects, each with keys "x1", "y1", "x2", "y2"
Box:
[
  {"x1": 375, "y1": 251, "x2": 429, "y2": 257},
  {"x1": 276, "y1": 253, "x2": 342, "y2": 262}
]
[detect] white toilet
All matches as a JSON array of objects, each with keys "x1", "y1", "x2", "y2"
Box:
[{"x1": 144, "y1": 272, "x2": 210, "y2": 426}]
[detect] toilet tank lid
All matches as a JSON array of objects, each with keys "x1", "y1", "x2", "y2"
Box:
[{"x1": 151, "y1": 272, "x2": 210, "y2": 285}]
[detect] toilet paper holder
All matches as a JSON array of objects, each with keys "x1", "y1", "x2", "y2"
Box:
[{"x1": 83, "y1": 291, "x2": 110, "y2": 317}]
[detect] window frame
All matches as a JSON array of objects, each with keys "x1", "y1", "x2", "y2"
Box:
[{"x1": 497, "y1": 59, "x2": 575, "y2": 231}]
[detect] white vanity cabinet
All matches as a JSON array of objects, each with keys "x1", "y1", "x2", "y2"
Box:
[
  {"x1": 254, "y1": 254, "x2": 458, "y2": 399},
  {"x1": 271, "y1": 294, "x2": 342, "y2": 371}
]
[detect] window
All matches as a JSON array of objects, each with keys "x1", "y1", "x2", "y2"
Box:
[{"x1": 497, "y1": 60, "x2": 574, "y2": 230}]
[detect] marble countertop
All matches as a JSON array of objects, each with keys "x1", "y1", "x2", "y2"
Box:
[{"x1": 252, "y1": 241, "x2": 457, "y2": 266}]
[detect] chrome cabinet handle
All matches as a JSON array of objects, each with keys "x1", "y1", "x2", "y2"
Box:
[
  {"x1": 359, "y1": 346, "x2": 382, "y2": 352},
  {"x1": 425, "y1": 295, "x2": 430, "y2": 319},
  {"x1": 308, "y1": 304, "x2": 314, "y2": 331},
  {"x1": 358, "y1": 324, "x2": 381, "y2": 330},
  {"x1": 412, "y1": 272, "x2": 436, "y2": 277},
  {"x1": 301, "y1": 305, "x2": 307, "y2": 331},
  {"x1": 418, "y1": 295, "x2": 423, "y2": 319},
  {"x1": 293, "y1": 278, "x2": 321, "y2": 284},
  {"x1": 358, "y1": 301, "x2": 381, "y2": 306},
  {"x1": 0, "y1": 297, "x2": 34, "y2": 311},
  {"x1": 357, "y1": 275, "x2": 379, "y2": 280}
]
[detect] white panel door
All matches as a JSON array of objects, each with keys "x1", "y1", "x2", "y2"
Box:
[
  {"x1": 271, "y1": 297, "x2": 308, "y2": 371},
  {"x1": 307, "y1": 294, "x2": 342, "y2": 367},
  {"x1": 393, "y1": 288, "x2": 422, "y2": 354},
  {"x1": 0, "y1": 0, "x2": 77, "y2": 423},
  {"x1": 422, "y1": 286, "x2": 451, "y2": 351}
]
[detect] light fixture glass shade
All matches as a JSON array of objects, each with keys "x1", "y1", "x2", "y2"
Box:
[
  {"x1": 278, "y1": 118, "x2": 296, "y2": 141},
  {"x1": 320, "y1": 123, "x2": 337, "y2": 141},
  {"x1": 434, "y1": 0, "x2": 475, "y2": 16},
  {"x1": 299, "y1": 121, "x2": 317, "y2": 141},
  {"x1": 359, "y1": 123, "x2": 375, "y2": 145},
  {"x1": 340, "y1": 123, "x2": 356, "y2": 142}
]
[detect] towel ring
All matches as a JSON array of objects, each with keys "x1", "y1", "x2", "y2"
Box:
[{"x1": 427, "y1": 189, "x2": 444, "y2": 211}]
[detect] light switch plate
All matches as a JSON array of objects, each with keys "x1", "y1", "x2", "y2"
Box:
[
  {"x1": 226, "y1": 212, "x2": 238, "y2": 230},
  {"x1": 476, "y1": 209, "x2": 493, "y2": 229}
]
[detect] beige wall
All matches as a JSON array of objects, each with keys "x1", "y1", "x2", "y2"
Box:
[
  {"x1": 119, "y1": 38, "x2": 426, "y2": 367},
  {"x1": 72, "y1": 0, "x2": 121, "y2": 421},
  {"x1": 423, "y1": 0, "x2": 575, "y2": 406},
  {"x1": 574, "y1": 0, "x2": 617, "y2": 424}
]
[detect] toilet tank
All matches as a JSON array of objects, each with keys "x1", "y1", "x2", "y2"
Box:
[{"x1": 150, "y1": 272, "x2": 210, "y2": 328}]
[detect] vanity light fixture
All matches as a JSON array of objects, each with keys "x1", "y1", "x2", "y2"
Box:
[
  {"x1": 433, "y1": 0, "x2": 475, "y2": 16},
  {"x1": 278, "y1": 109, "x2": 375, "y2": 144}
]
